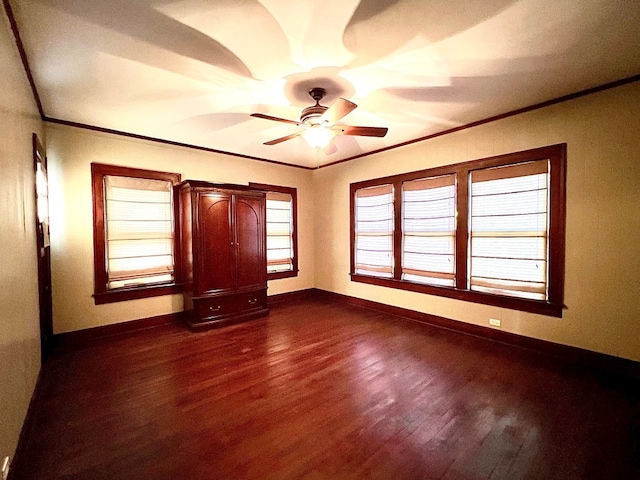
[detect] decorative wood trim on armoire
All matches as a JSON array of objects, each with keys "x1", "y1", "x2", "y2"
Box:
[{"x1": 177, "y1": 181, "x2": 269, "y2": 330}]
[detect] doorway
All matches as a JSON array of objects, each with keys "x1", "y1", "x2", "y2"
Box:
[{"x1": 33, "y1": 133, "x2": 53, "y2": 362}]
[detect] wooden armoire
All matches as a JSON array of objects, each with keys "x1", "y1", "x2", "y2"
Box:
[{"x1": 177, "y1": 181, "x2": 268, "y2": 330}]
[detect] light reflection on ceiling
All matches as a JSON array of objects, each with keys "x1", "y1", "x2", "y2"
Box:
[{"x1": 10, "y1": 0, "x2": 640, "y2": 167}]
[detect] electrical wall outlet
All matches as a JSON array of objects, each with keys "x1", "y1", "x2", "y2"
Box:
[
  {"x1": 2, "y1": 456, "x2": 10, "y2": 480},
  {"x1": 489, "y1": 318, "x2": 501, "y2": 327}
]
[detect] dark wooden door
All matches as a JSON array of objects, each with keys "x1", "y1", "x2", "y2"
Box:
[
  {"x1": 33, "y1": 134, "x2": 53, "y2": 363},
  {"x1": 234, "y1": 195, "x2": 265, "y2": 290},
  {"x1": 198, "y1": 193, "x2": 234, "y2": 295}
]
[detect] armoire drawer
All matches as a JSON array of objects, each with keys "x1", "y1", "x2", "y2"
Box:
[
  {"x1": 235, "y1": 290, "x2": 267, "y2": 312},
  {"x1": 195, "y1": 296, "x2": 235, "y2": 320}
]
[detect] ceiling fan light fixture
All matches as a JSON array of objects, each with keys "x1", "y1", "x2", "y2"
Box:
[
  {"x1": 302, "y1": 125, "x2": 334, "y2": 149},
  {"x1": 251, "y1": 86, "x2": 387, "y2": 150}
]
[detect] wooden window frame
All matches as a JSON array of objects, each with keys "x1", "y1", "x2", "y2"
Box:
[
  {"x1": 350, "y1": 144, "x2": 567, "y2": 317},
  {"x1": 91, "y1": 163, "x2": 182, "y2": 304},
  {"x1": 249, "y1": 183, "x2": 299, "y2": 280}
]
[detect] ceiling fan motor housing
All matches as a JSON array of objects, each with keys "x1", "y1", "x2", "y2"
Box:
[
  {"x1": 300, "y1": 87, "x2": 328, "y2": 124},
  {"x1": 300, "y1": 105, "x2": 327, "y2": 124}
]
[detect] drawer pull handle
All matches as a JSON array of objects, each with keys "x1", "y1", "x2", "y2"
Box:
[
  {"x1": 209, "y1": 305, "x2": 221, "y2": 312},
  {"x1": 248, "y1": 298, "x2": 258, "y2": 305}
]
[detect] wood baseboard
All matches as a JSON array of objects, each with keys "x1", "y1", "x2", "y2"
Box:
[
  {"x1": 7, "y1": 368, "x2": 44, "y2": 480},
  {"x1": 50, "y1": 289, "x2": 639, "y2": 380},
  {"x1": 53, "y1": 312, "x2": 183, "y2": 349},
  {"x1": 311, "y1": 288, "x2": 640, "y2": 380},
  {"x1": 53, "y1": 290, "x2": 317, "y2": 347},
  {"x1": 267, "y1": 288, "x2": 316, "y2": 307},
  {"x1": 52, "y1": 289, "x2": 316, "y2": 346}
]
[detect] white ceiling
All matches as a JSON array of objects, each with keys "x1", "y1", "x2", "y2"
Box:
[{"x1": 11, "y1": 0, "x2": 640, "y2": 168}]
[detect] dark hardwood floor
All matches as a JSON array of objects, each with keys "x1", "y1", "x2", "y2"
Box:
[{"x1": 13, "y1": 297, "x2": 640, "y2": 479}]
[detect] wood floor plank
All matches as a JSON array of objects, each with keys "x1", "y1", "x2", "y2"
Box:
[{"x1": 11, "y1": 298, "x2": 640, "y2": 479}]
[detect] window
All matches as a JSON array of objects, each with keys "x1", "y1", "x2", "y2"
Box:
[
  {"x1": 35, "y1": 148, "x2": 50, "y2": 247},
  {"x1": 354, "y1": 184, "x2": 394, "y2": 278},
  {"x1": 402, "y1": 175, "x2": 456, "y2": 287},
  {"x1": 249, "y1": 183, "x2": 298, "y2": 279},
  {"x1": 350, "y1": 144, "x2": 566, "y2": 317},
  {"x1": 91, "y1": 163, "x2": 181, "y2": 304},
  {"x1": 469, "y1": 160, "x2": 549, "y2": 300}
]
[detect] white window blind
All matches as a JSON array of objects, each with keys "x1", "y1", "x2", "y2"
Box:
[
  {"x1": 266, "y1": 191, "x2": 294, "y2": 273},
  {"x1": 402, "y1": 175, "x2": 456, "y2": 286},
  {"x1": 469, "y1": 160, "x2": 550, "y2": 300},
  {"x1": 104, "y1": 175, "x2": 174, "y2": 289},
  {"x1": 355, "y1": 184, "x2": 394, "y2": 278}
]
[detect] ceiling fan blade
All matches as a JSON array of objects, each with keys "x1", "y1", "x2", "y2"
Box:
[
  {"x1": 333, "y1": 125, "x2": 388, "y2": 137},
  {"x1": 263, "y1": 132, "x2": 301, "y2": 145},
  {"x1": 319, "y1": 98, "x2": 357, "y2": 124},
  {"x1": 251, "y1": 113, "x2": 301, "y2": 126}
]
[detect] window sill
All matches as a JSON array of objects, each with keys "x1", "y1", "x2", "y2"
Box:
[
  {"x1": 93, "y1": 283, "x2": 183, "y2": 305},
  {"x1": 350, "y1": 274, "x2": 563, "y2": 317},
  {"x1": 267, "y1": 270, "x2": 299, "y2": 280}
]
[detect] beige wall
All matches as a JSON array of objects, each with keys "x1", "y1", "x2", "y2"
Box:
[
  {"x1": 313, "y1": 81, "x2": 640, "y2": 362},
  {"x1": 0, "y1": 8, "x2": 44, "y2": 464},
  {"x1": 45, "y1": 124, "x2": 315, "y2": 334}
]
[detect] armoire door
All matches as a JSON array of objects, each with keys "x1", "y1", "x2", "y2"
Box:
[
  {"x1": 234, "y1": 195, "x2": 265, "y2": 290},
  {"x1": 199, "y1": 193, "x2": 234, "y2": 295}
]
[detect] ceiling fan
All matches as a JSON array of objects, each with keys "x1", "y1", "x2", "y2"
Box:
[{"x1": 251, "y1": 88, "x2": 388, "y2": 149}]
